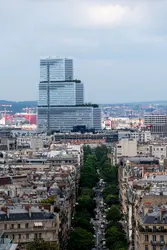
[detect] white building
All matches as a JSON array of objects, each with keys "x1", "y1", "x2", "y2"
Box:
[
  {"x1": 116, "y1": 138, "x2": 137, "y2": 160},
  {"x1": 138, "y1": 143, "x2": 167, "y2": 158},
  {"x1": 118, "y1": 130, "x2": 151, "y2": 143},
  {"x1": 30, "y1": 138, "x2": 43, "y2": 150}
]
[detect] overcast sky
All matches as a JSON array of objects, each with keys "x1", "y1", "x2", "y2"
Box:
[{"x1": 1, "y1": 0, "x2": 167, "y2": 103}]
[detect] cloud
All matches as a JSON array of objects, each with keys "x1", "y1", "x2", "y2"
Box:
[{"x1": 0, "y1": 0, "x2": 167, "y2": 102}]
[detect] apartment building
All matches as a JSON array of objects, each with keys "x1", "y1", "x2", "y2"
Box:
[
  {"x1": 116, "y1": 138, "x2": 137, "y2": 162},
  {"x1": 138, "y1": 143, "x2": 167, "y2": 158},
  {"x1": 0, "y1": 143, "x2": 83, "y2": 249},
  {"x1": 0, "y1": 206, "x2": 59, "y2": 244},
  {"x1": 144, "y1": 115, "x2": 167, "y2": 137},
  {"x1": 118, "y1": 130, "x2": 151, "y2": 143},
  {"x1": 118, "y1": 157, "x2": 167, "y2": 250},
  {"x1": 0, "y1": 231, "x2": 17, "y2": 250},
  {"x1": 138, "y1": 203, "x2": 167, "y2": 250},
  {"x1": 16, "y1": 137, "x2": 44, "y2": 150}
]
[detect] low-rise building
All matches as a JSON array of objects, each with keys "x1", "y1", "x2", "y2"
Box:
[{"x1": 116, "y1": 139, "x2": 137, "y2": 162}]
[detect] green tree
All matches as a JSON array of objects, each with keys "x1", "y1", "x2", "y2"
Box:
[
  {"x1": 104, "y1": 194, "x2": 119, "y2": 206},
  {"x1": 76, "y1": 195, "x2": 95, "y2": 215},
  {"x1": 106, "y1": 205, "x2": 121, "y2": 222},
  {"x1": 26, "y1": 239, "x2": 58, "y2": 250},
  {"x1": 69, "y1": 227, "x2": 94, "y2": 250},
  {"x1": 80, "y1": 188, "x2": 94, "y2": 197},
  {"x1": 94, "y1": 145, "x2": 108, "y2": 165},
  {"x1": 106, "y1": 226, "x2": 128, "y2": 250},
  {"x1": 103, "y1": 184, "x2": 119, "y2": 198},
  {"x1": 101, "y1": 164, "x2": 118, "y2": 183},
  {"x1": 83, "y1": 145, "x2": 92, "y2": 162},
  {"x1": 80, "y1": 155, "x2": 99, "y2": 188},
  {"x1": 75, "y1": 217, "x2": 94, "y2": 233}
]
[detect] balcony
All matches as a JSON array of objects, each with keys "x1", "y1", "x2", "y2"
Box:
[
  {"x1": 138, "y1": 225, "x2": 167, "y2": 233},
  {"x1": 151, "y1": 240, "x2": 165, "y2": 246},
  {"x1": 4, "y1": 227, "x2": 57, "y2": 233}
]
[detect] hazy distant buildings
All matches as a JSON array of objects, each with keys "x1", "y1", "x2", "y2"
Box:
[
  {"x1": 144, "y1": 114, "x2": 167, "y2": 137},
  {"x1": 38, "y1": 57, "x2": 101, "y2": 132}
]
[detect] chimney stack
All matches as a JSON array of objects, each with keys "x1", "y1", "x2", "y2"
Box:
[
  {"x1": 148, "y1": 206, "x2": 153, "y2": 213},
  {"x1": 160, "y1": 207, "x2": 166, "y2": 221},
  {"x1": 25, "y1": 205, "x2": 31, "y2": 218}
]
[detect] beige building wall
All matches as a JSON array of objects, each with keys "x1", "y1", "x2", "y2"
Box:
[{"x1": 117, "y1": 138, "x2": 137, "y2": 158}]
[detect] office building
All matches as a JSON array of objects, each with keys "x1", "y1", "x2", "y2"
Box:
[
  {"x1": 39, "y1": 80, "x2": 84, "y2": 106},
  {"x1": 40, "y1": 57, "x2": 73, "y2": 82},
  {"x1": 38, "y1": 106, "x2": 101, "y2": 132},
  {"x1": 144, "y1": 114, "x2": 167, "y2": 137},
  {"x1": 38, "y1": 57, "x2": 101, "y2": 132}
]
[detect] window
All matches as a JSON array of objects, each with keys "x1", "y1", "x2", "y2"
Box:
[
  {"x1": 145, "y1": 246, "x2": 148, "y2": 250},
  {"x1": 25, "y1": 223, "x2": 29, "y2": 228},
  {"x1": 12, "y1": 235, "x2": 15, "y2": 240},
  {"x1": 34, "y1": 233, "x2": 38, "y2": 239},
  {"x1": 19, "y1": 234, "x2": 21, "y2": 240},
  {"x1": 152, "y1": 246, "x2": 156, "y2": 250},
  {"x1": 152, "y1": 235, "x2": 156, "y2": 241},
  {"x1": 160, "y1": 235, "x2": 164, "y2": 242},
  {"x1": 39, "y1": 233, "x2": 42, "y2": 239},
  {"x1": 145, "y1": 235, "x2": 148, "y2": 241},
  {"x1": 26, "y1": 234, "x2": 29, "y2": 240},
  {"x1": 18, "y1": 224, "x2": 20, "y2": 229},
  {"x1": 11, "y1": 224, "x2": 14, "y2": 229},
  {"x1": 4, "y1": 224, "x2": 7, "y2": 230}
]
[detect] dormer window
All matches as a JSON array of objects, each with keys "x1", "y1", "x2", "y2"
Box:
[{"x1": 154, "y1": 218, "x2": 158, "y2": 223}]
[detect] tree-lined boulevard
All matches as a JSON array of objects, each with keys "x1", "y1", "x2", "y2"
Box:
[{"x1": 68, "y1": 145, "x2": 128, "y2": 250}]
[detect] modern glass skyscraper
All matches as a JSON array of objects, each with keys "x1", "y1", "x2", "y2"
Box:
[
  {"x1": 38, "y1": 57, "x2": 101, "y2": 132},
  {"x1": 38, "y1": 80, "x2": 84, "y2": 106},
  {"x1": 39, "y1": 57, "x2": 83, "y2": 106},
  {"x1": 40, "y1": 57, "x2": 73, "y2": 82}
]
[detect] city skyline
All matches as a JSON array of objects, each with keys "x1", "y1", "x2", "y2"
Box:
[{"x1": 1, "y1": 0, "x2": 167, "y2": 103}]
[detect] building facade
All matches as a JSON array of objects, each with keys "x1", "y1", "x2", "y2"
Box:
[
  {"x1": 0, "y1": 206, "x2": 59, "y2": 244},
  {"x1": 38, "y1": 106, "x2": 101, "y2": 132},
  {"x1": 144, "y1": 115, "x2": 167, "y2": 137},
  {"x1": 40, "y1": 58, "x2": 73, "y2": 82},
  {"x1": 38, "y1": 57, "x2": 101, "y2": 132},
  {"x1": 116, "y1": 138, "x2": 137, "y2": 161},
  {"x1": 38, "y1": 80, "x2": 84, "y2": 106}
]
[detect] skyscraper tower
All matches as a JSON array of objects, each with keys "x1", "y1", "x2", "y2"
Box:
[
  {"x1": 39, "y1": 57, "x2": 83, "y2": 106},
  {"x1": 38, "y1": 57, "x2": 101, "y2": 132},
  {"x1": 40, "y1": 57, "x2": 73, "y2": 82}
]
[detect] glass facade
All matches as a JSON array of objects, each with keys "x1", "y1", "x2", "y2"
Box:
[
  {"x1": 38, "y1": 57, "x2": 101, "y2": 132},
  {"x1": 38, "y1": 83, "x2": 48, "y2": 106},
  {"x1": 38, "y1": 81, "x2": 84, "y2": 106},
  {"x1": 38, "y1": 107, "x2": 101, "y2": 132},
  {"x1": 40, "y1": 58, "x2": 73, "y2": 82}
]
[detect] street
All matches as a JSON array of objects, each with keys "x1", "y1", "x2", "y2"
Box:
[{"x1": 92, "y1": 179, "x2": 108, "y2": 250}]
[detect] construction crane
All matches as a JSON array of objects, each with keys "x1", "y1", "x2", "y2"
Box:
[
  {"x1": 128, "y1": 110, "x2": 133, "y2": 128},
  {"x1": 22, "y1": 107, "x2": 37, "y2": 125},
  {"x1": 0, "y1": 104, "x2": 12, "y2": 119}
]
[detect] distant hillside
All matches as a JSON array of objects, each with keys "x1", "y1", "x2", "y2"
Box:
[
  {"x1": 100, "y1": 100, "x2": 167, "y2": 106},
  {"x1": 0, "y1": 100, "x2": 37, "y2": 114}
]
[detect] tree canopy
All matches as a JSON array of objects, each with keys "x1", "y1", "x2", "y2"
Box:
[
  {"x1": 26, "y1": 239, "x2": 58, "y2": 250},
  {"x1": 69, "y1": 227, "x2": 94, "y2": 250}
]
